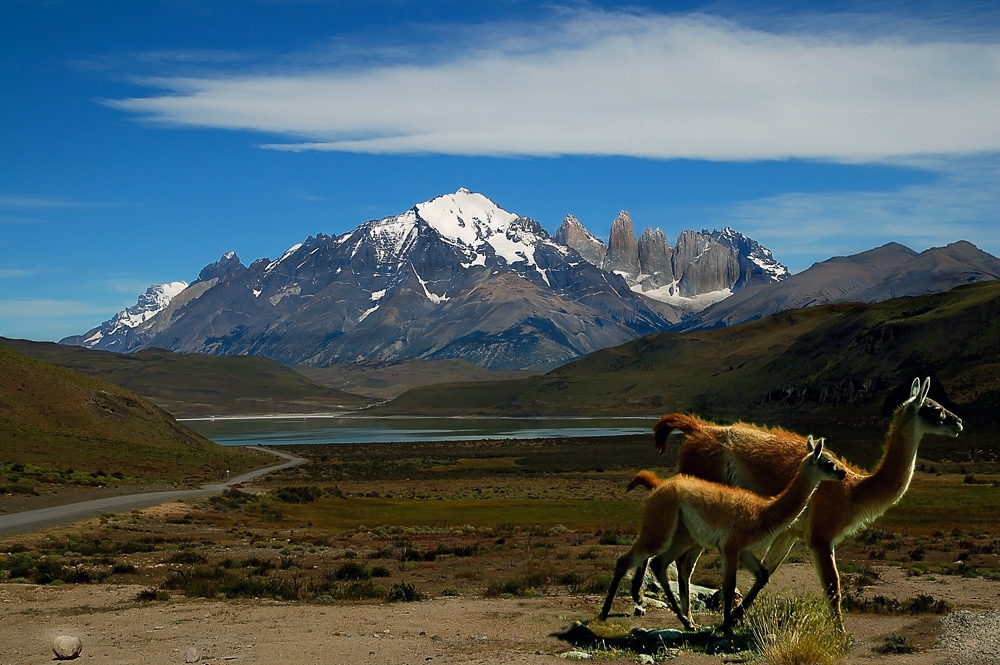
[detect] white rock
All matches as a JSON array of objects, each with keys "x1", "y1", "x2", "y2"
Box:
[
  {"x1": 185, "y1": 646, "x2": 201, "y2": 663},
  {"x1": 52, "y1": 635, "x2": 82, "y2": 660}
]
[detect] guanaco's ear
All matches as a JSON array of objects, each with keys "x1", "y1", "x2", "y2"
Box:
[
  {"x1": 909, "y1": 377, "x2": 922, "y2": 400},
  {"x1": 812, "y1": 437, "x2": 825, "y2": 458},
  {"x1": 919, "y1": 377, "x2": 931, "y2": 405}
]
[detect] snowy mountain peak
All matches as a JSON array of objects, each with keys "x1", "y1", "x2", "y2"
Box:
[
  {"x1": 116, "y1": 282, "x2": 188, "y2": 330},
  {"x1": 709, "y1": 227, "x2": 789, "y2": 282},
  {"x1": 62, "y1": 281, "x2": 188, "y2": 349},
  {"x1": 414, "y1": 188, "x2": 520, "y2": 248}
]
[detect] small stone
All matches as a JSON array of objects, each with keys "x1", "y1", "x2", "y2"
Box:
[
  {"x1": 53, "y1": 635, "x2": 83, "y2": 660},
  {"x1": 430, "y1": 634, "x2": 444, "y2": 642},
  {"x1": 185, "y1": 646, "x2": 201, "y2": 663},
  {"x1": 559, "y1": 651, "x2": 593, "y2": 660},
  {"x1": 636, "y1": 655, "x2": 655, "y2": 665}
]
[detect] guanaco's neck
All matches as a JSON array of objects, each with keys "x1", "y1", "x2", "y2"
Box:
[
  {"x1": 761, "y1": 459, "x2": 820, "y2": 535},
  {"x1": 857, "y1": 406, "x2": 922, "y2": 504}
]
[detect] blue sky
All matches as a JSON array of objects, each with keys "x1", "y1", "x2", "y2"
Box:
[{"x1": 2, "y1": 0, "x2": 998, "y2": 342}]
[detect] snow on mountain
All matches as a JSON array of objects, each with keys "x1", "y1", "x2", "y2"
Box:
[
  {"x1": 64, "y1": 281, "x2": 188, "y2": 349},
  {"x1": 712, "y1": 227, "x2": 789, "y2": 282}
]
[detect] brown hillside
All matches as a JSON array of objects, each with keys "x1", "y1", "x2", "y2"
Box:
[{"x1": 0, "y1": 342, "x2": 260, "y2": 484}]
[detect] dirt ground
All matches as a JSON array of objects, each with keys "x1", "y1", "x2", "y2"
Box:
[
  {"x1": 4, "y1": 437, "x2": 999, "y2": 664},
  {"x1": 2, "y1": 561, "x2": 998, "y2": 664}
]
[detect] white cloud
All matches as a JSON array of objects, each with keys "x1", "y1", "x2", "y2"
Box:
[{"x1": 105, "y1": 9, "x2": 1000, "y2": 162}]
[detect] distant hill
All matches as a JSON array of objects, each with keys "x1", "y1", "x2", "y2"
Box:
[
  {"x1": 0, "y1": 339, "x2": 373, "y2": 418},
  {"x1": 379, "y1": 281, "x2": 1000, "y2": 465},
  {"x1": 0, "y1": 342, "x2": 261, "y2": 483},
  {"x1": 678, "y1": 241, "x2": 1000, "y2": 330}
]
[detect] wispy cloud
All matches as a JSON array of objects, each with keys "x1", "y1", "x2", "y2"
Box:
[
  {"x1": 0, "y1": 299, "x2": 115, "y2": 319},
  {"x1": 104, "y1": 8, "x2": 1000, "y2": 162},
  {"x1": 717, "y1": 156, "x2": 1000, "y2": 272},
  {"x1": 0, "y1": 196, "x2": 88, "y2": 208},
  {"x1": 0, "y1": 299, "x2": 119, "y2": 342},
  {"x1": 0, "y1": 262, "x2": 45, "y2": 278}
]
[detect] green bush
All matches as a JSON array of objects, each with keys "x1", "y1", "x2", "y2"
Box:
[{"x1": 274, "y1": 486, "x2": 323, "y2": 504}]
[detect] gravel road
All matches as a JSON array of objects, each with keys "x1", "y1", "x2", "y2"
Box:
[{"x1": 0, "y1": 446, "x2": 304, "y2": 537}]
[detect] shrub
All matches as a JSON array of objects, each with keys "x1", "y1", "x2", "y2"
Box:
[
  {"x1": 274, "y1": 486, "x2": 323, "y2": 504},
  {"x1": 873, "y1": 635, "x2": 915, "y2": 655},
  {"x1": 744, "y1": 593, "x2": 852, "y2": 665},
  {"x1": 388, "y1": 582, "x2": 422, "y2": 602},
  {"x1": 136, "y1": 588, "x2": 170, "y2": 602},
  {"x1": 333, "y1": 562, "x2": 371, "y2": 581},
  {"x1": 208, "y1": 489, "x2": 254, "y2": 511},
  {"x1": 166, "y1": 551, "x2": 208, "y2": 565},
  {"x1": 32, "y1": 557, "x2": 66, "y2": 584}
]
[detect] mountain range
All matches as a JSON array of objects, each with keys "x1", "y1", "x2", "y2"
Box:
[
  {"x1": 61, "y1": 189, "x2": 785, "y2": 370},
  {"x1": 61, "y1": 188, "x2": 999, "y2": 371}
]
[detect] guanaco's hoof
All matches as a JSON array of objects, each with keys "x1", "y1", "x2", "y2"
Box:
[{"x1": 633, "y1": 604, "x2": 646, "y2": 616}]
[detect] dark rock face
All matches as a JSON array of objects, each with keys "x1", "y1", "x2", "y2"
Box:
[
  {"x1": 604, "y1": 211, "x2": 641, "y2": 277},
  {"x1": 567, "y1": 213, "x2": 788, "y2": 304},
  {"x1": 672, "y1": 231, "x2": 741, "y2": 296},
  {"x1": 197, "y1": 251, "x2": 246, "y2": 283},
  {"x1": 554, "y1": 214, "x2": 606, "y2": 266},
  {"x1": 638, "y1": 227, "x2": 671, "y2": 276}
]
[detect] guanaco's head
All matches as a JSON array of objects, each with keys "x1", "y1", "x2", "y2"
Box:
[
  {"x1": 903, "y1": 377, "x2": 964, "y2": 438},
  {"x1": 805, "y1": 435, "x2": 847, "y2": 482}
]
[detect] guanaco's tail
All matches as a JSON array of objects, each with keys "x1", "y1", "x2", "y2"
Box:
[
  {"x1": 652, "y1": 413, "x2": 706, "y2": 456},
  {"x1": 627, "y1": 470, "x2": 661, "y2": 492}
]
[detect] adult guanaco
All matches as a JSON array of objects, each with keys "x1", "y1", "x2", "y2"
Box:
[
  {"x1": 600, "y1": 436, "x2": 846, "y2": 633},
  {"x1": 645, "y1": 377, "x2": 963, "y2": 627}
]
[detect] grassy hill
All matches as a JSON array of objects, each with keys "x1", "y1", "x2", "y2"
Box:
[
  {"x1": 1, "y1": 339, "x2": 373, "y2": 418},
  {"x1": 0, "y1": 342, "x2": 263, "y2": 487},
  {"x1": 379, "y1": 281, "x2": 1000, "y2": 465}
]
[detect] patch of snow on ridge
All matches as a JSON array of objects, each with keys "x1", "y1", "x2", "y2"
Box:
[
  {"x1": 265, "y1": 243, "x2": 303, "y2": 273},
  {"x1": 371, "y1": 213, "x2": 420, "y2": 263},
  {"x1": 635, "y1": 283, "x2": 733, "y2": 312},
  {"x1": 411, "y1": 264, "x2": 448, "y2": 304}
]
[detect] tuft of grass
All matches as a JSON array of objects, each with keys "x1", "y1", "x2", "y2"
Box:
[{"x1": 743, "y1": 593, "x2": 852, "y2": 665}]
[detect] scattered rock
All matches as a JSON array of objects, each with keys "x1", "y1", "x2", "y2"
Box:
[
  {"x1": 637, "y1": 627, "x2": 684, "y2": 643},
  {"x1": 52, "y1": 635, "x2": 83, "y2": 660},
  {"x1": 559, "y1": 650, "x2": 593, "y2": 660},
  {"x1": 185, "y1": 646, "x2": 201, "y2": 663},
  {"x1": 636, "y1": 655, "x2": 656, "y2": 665}
]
